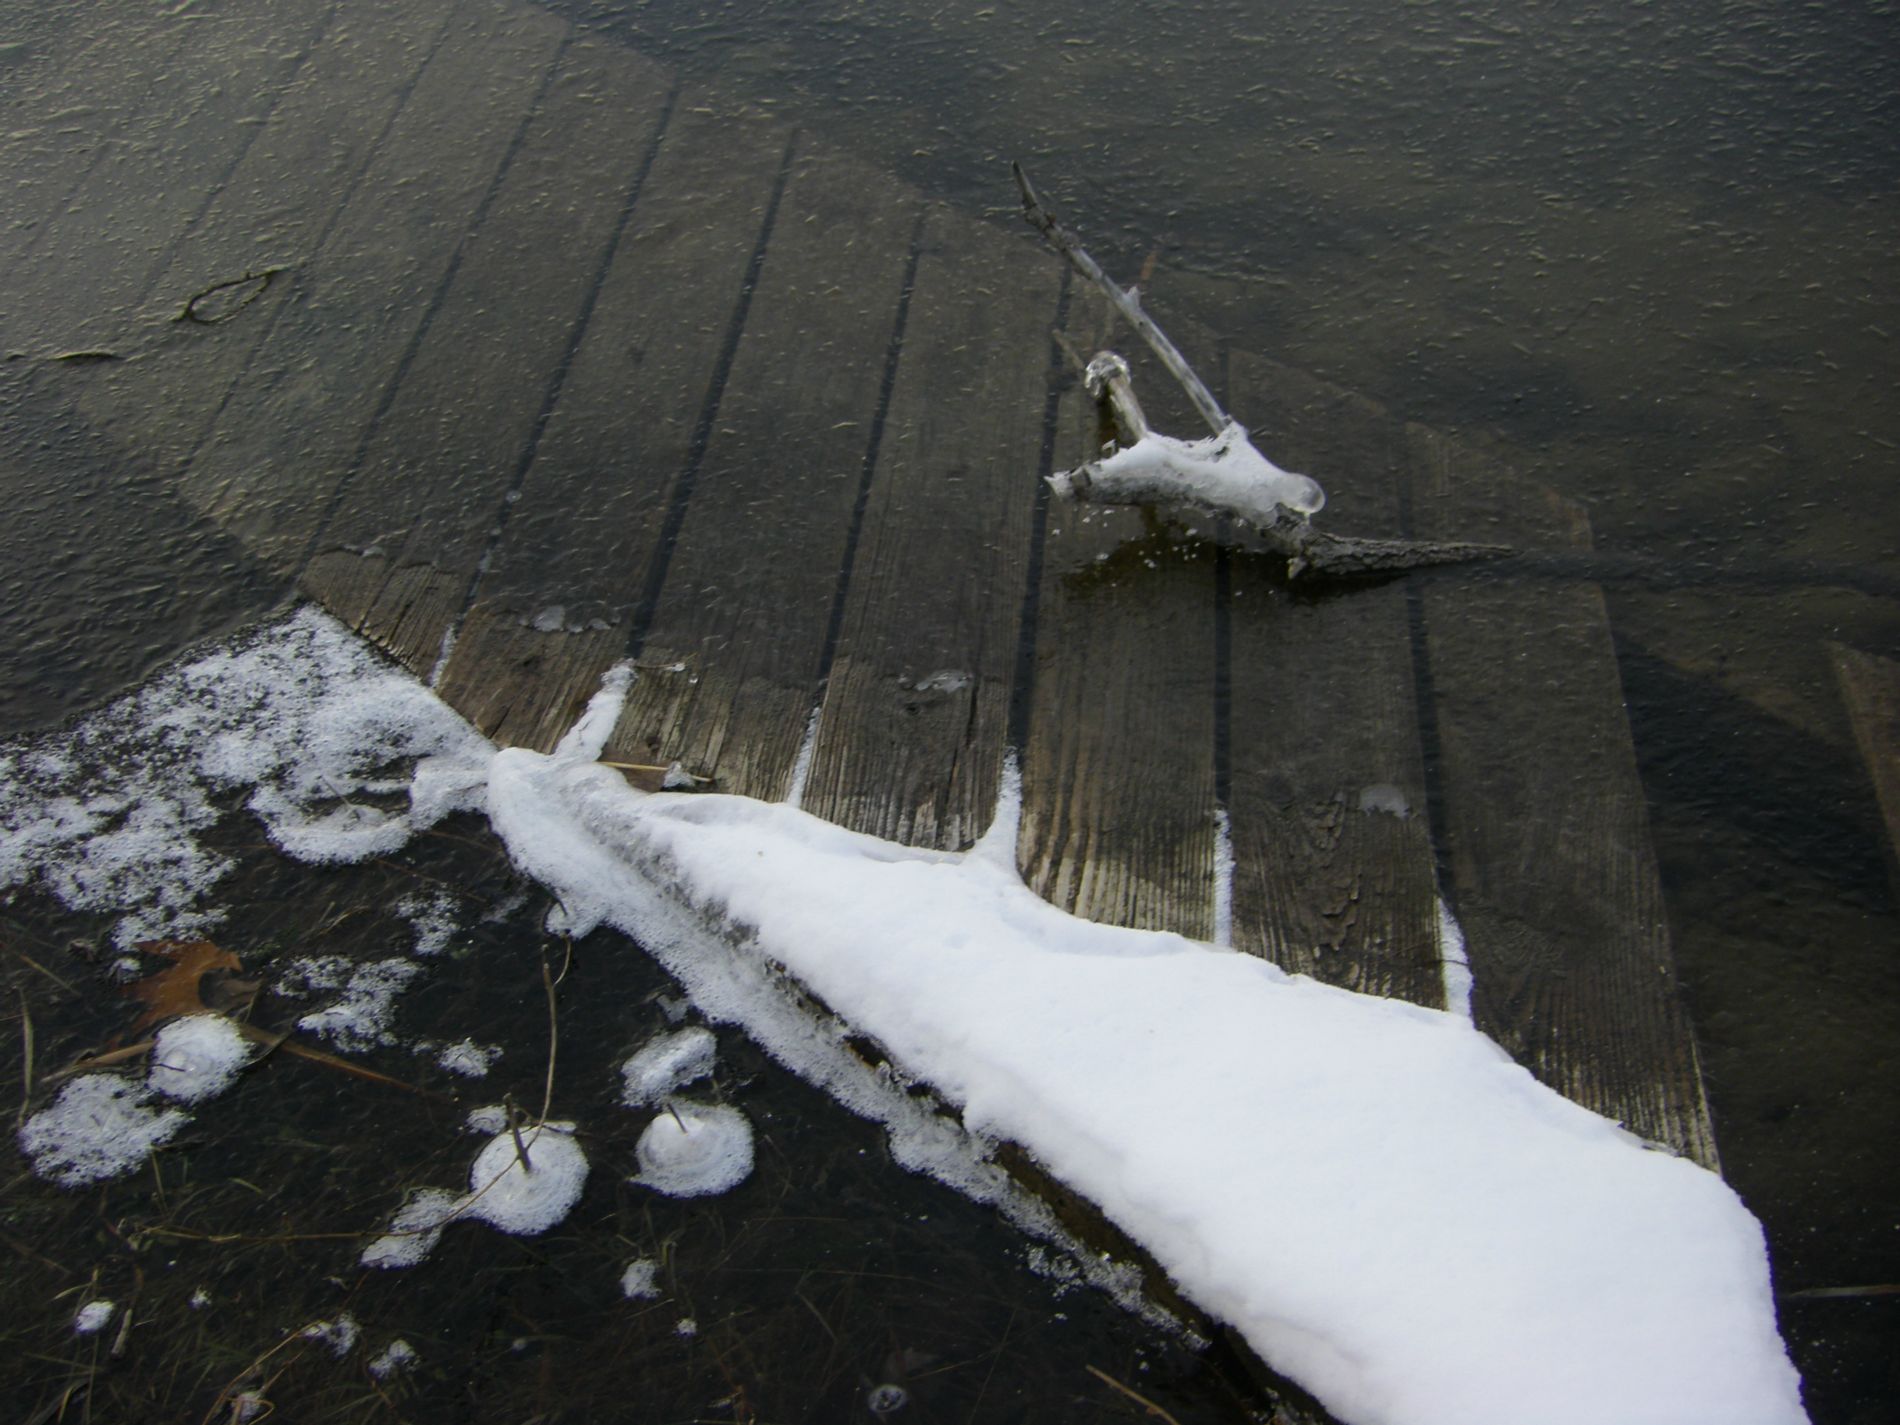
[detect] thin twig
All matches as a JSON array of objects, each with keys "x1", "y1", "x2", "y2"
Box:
[
  {"x1": 16, "y1": 990, "x2": 33, "y2": 1128},
  {"x1": 1014, "y1": 162, "x2": 1228, "y2": 437},
  {"x1": 1085, "y1": 1363, "x2": 1186, "y2": 1425}
]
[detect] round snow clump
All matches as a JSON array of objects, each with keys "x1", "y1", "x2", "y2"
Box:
[
  {"x1": 74, "y1": 1301, "x2": 116, "y2": 1335},
  {"x1": 619, "y1": 1027, "x2": 717, "y2": 1107},
  {"x1": 148, "y1": 1014, "x2": 253, "y2": 1102},
  {"x1": 462, "y1": 1126, "x2": 590, "y2": 1235},
  {"x1": 620, "y1": 1257, "x2": 662, "y2": 1300},
  {"x1": 633, "y1": 1104, "x2": 753, "y2": 1198},
  {"x1": 18, "y1": 1075, "x2": 189, "y2": 1186},
  {"x1": 368, "y1": 1338, "x2": 419, "y2": 1379}
]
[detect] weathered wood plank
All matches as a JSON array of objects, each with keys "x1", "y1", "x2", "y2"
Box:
[
  {"x1": 796, "y1": 207, "x2": 1061, "y2": 848},
  {"x1": 431, "y1": 96, "x2": 791, "y2": 751},
  {"x1": 0, "y1": 4, "x2": 202, "y2": 295},
  {"x1": 298, "y1": 34, "x2": 673, "y2": 676},
  {"x1": 1831, "y1": 642, "x2": 1900, "y2": 870},
  {"x1": 178, "y1": 0, "x2": 568, "y2": 576},
  {"x1": 74, "y1": 0, "x2": 460, "y2": 479},
  {"x1": 1016, "y1": 317, "x2": 1222, "y2": 936},
  {"x1": 1, "y1": 0, "x2": 332, "y2": 355},
  {"x1": 601, "y1": 141, "x2": 923, "y2": 799},
  {"x1": 1223, "y1": 351, "x2": 1442, "y2": 1005},
  {"x1": 1406, "y1": 426, "x2": 1717, "y2": 1166}
]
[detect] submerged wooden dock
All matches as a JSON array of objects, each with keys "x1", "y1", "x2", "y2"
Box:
[{"x1": 11, "y1": 0, "x2": 1714, "y2": 1186}]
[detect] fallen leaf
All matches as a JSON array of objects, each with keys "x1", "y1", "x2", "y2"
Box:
[{"x1": 126, "y1": 939, "x2": 242, "y2": 1031}]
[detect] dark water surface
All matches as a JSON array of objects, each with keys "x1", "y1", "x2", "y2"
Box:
[{"x1": 2, "y1": 0, "x2": 1896, "y2": 1420}]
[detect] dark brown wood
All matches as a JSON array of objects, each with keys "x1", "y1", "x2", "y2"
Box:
[
  {"x1": 1832, "y1": 642, "x2": 1900, "y2": 870},
  {"x1": 1406, "y1": 425, "x2": 1718, "y2": 1166},
  {"x1": 797, "y1": 207, "x2": 1062, "y2": 847},
  {"x1": 431, "y1": 95, "x2": 795, "y2": 751},
  {"x1": 1, "y1": 1, "x2": 331, "y2": 356},
  {"x1": 177, "y1": 0, "x2": 568, "y2": 577},
  {"x1": 1224, "y1": 351, "x2": 1443, "y2": 1005},
  {"x1": 601, "y1": 140, "x2": 923, "y2": 799},
  {"x1": 72, "y1": 0, "x2": 459, "y2": 486},
  {"x1": 299, "y1": 34, "x2": 673, "y2": 675},
  {"x1": 1017, "y1": 346, "x2": 1221, "y2": 938}
]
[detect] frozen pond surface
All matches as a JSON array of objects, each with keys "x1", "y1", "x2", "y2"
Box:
[{"x1": 2, "y1": 0, "x2": 1896, "y2": 1419}]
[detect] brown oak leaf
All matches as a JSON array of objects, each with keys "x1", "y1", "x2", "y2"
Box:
[{"x1": 125, "y1": 939, "x2": 244, "y2": 1031}]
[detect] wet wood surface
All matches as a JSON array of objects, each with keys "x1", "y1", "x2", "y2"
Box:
[
  {"x1": 1833, "y1": 642, "x2": 1900, "y2": 872},
  {"x1": 37, "y1": 0, "x2": 1718, "y2": 1183}
]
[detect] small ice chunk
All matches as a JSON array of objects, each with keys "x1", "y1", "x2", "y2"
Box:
[
  {"x1": 464, "y1": 1103, "x2": 510, "y2": 1134},
  {"x1": 19, "y1": 1075, "x2": 189, "y2": 1187},
  {"x1": 73, "y1": 1300, "x2": 115, "y2": 1335},
  {"x1": 361, "y1": 1187, "x2": 462, "y2": 1270},
  {"x1": 297, "y1": 957, "x2": 422, "y2": 1052},
  {"x1": 675, "y1": 1317, "x2": 697, "y2": 1338},
  {"x1": 619, "y1": 1028, "x2": 717, "y2": 1107},
  {"x1": 434, "y1": 1038, "x2": 501, "y2": 1079},
  {"x1": 619, "y1": 1257, "x2": 662, "y2": 1300},
  {"x1": 274, "y1": 953, "x2": 351, "y2": 996},
  {"x1": 461, "y1": 1125, "x2": 590, "y2": 1235},
  {"x1": 300, "y1": 1313, "x2": 360, "y2": 1357},
  {"x1": 1357, "y1": 783, "x2": 1411, "y2": 818},
  {"x1": 368, "y1": 1338, "x2": 419, "y2": 1379},
  {"x1": 531, "y1": 605, "x2": 566, "y2": 634},
  {"x1": 148, "y1": 1013, "x2": 253, "y2": 1103},
  {"x1": 189, "y1": 1288, "x2": 211, "y2": 1310},
  {"x1": 633, "y1": 1104, "x2": 753, "y2": 1198},
  {"x1": 397, "y1": 888, "x2": 459, "y2": 956}
]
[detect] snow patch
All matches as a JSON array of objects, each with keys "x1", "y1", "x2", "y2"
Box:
[
  {"x1": 633, "y1": 1104, "x2": 754, "y2": 1198},
  {"x1": 19, "y1": 1075, "x2": 189, "y2": 1187},
  {"x1": 148, "y1": 1014, "x2": 252, "y2": 1103},
  {"x1": 619, "y1": 1027, "x2": 717, "y2": 1106}
]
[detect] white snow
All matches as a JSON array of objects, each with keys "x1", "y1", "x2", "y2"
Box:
[
  {"x1": 300, "y1": 1313, "x2": 360, "y2": 1357},
  {"x1": 633, "y1": 1104, "x2": 754, "y2": 1198},
  {"x1": 619, "y1": 1027, "x2": 718, "y2": 1106},
  {"x1": 432, "y1": 1037, "x2": 501, "y2": 1078},
  {"x1": 368, "y1": 1338, "x2": 419, "y2": 1378},
  {"x1": 1050, "y1": 421, "x2": 1327, "y2": 526},
  {"x1": 362, "y1": 1124, "x2": 590, "y2": 1269},
  {"x1": 296, "y1": 956, "x2": 422, "y2": 1052},
  {"x1": 484, "y1": 669, "x2": 1807, "y2": 1425},
  {"x1": 148, "y1": 1013, "x2": 253, "y2": 1102},
  {"x1": 0, "y1": 606, "x2": 489, "y2": 948},
  {"x1": 19, "y1": 1075, "x2": 190, "y2": 1186},
  {"x1": 3, "y1": 610, "x2": 1809, "y2": 1424},
  {"x1": 620, "y1": 1257, "x2": 662, "y2": 1300},
  {"x1": 73, "y1": 1300, "x2": 116, "y2": 1335}
]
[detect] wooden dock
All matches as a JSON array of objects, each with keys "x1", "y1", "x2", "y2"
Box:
[{"x1": 13, "y1": 0, "x2": 1714, "y2": 1209}]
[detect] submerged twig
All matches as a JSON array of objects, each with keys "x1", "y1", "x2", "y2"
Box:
[
  {"x1": 1014, "y1": 163, "x2": 1511, "y2": 579},
  {"x1": 1085, "y1": 1363, "x2": 1186, "y2": 1425}
]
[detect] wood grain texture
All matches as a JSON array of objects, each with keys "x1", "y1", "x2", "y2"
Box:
[
  {"x1": 301, "y1": 33, "x2": 672, "y2": 671},
  {"x1": 1832, "y1": 642, "x2": 1900, "y2": 871},
  {"x1": 797, "y1": 208, "x2": 1061, "y2": 847},
  {"x1": 1223, "y1": 351, "x2": 1442, "y2": 1005},
  {"x1": 603, "y1": 141, "x2": 923, "y2": 800},
  {"x1": 178, "y1": 0, "x2": 567, "y2": 575},
  {"x1": 1, "y1": 0, "x2": 331, "y2": 355},
  {"x1": 72, "y1": 0, "x2": 459, "y2": 482},
  {"x1": 433, "y1": 95, "x2": 791, "y2": 750},
  {"x1": 1407, "y1": 424, "x2": 1717, "y2": 1166},
  {"x1": 1016, "y1": 359, "x2": 1221, "y2": 937}
]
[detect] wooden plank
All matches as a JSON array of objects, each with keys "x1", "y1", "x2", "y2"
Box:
[
  {"x1": 297, "y1": 34, "x2": 673, "y2": 675},
  {"x1": 795, "y1": 207, "x2": 1061, "y2": 848},
  {"x1": 600, "y1": 140, "x2": 924, "y2": 799},
  {"x1": 0, "y1": 5, "x2": 201, "y2": 296},
  {"x1": 1223, "y1": 351, "x2": 1442, "y2": 1006},
  {"x1": 430, "y1": 96, "x2": 792, "y2": 752},
  {"x1": 1015, "y1": 314, "x2": 1222, "y2": 936},
  {"x1": 1406, "y1": 426, "x2": 1718, "y2": 1166},
  {"x1": 1832, "y1": 642, "x2": 1900, "y2": 869},
  {"x1": 1, "y1": 0, "x2": 331, "y2": 356},
  {"x1": 74, "y1": 0, "x2": 460, "y2": 479},
  {"x1": 177, "y1": 0, "x2": 568, "y2": 576}
]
